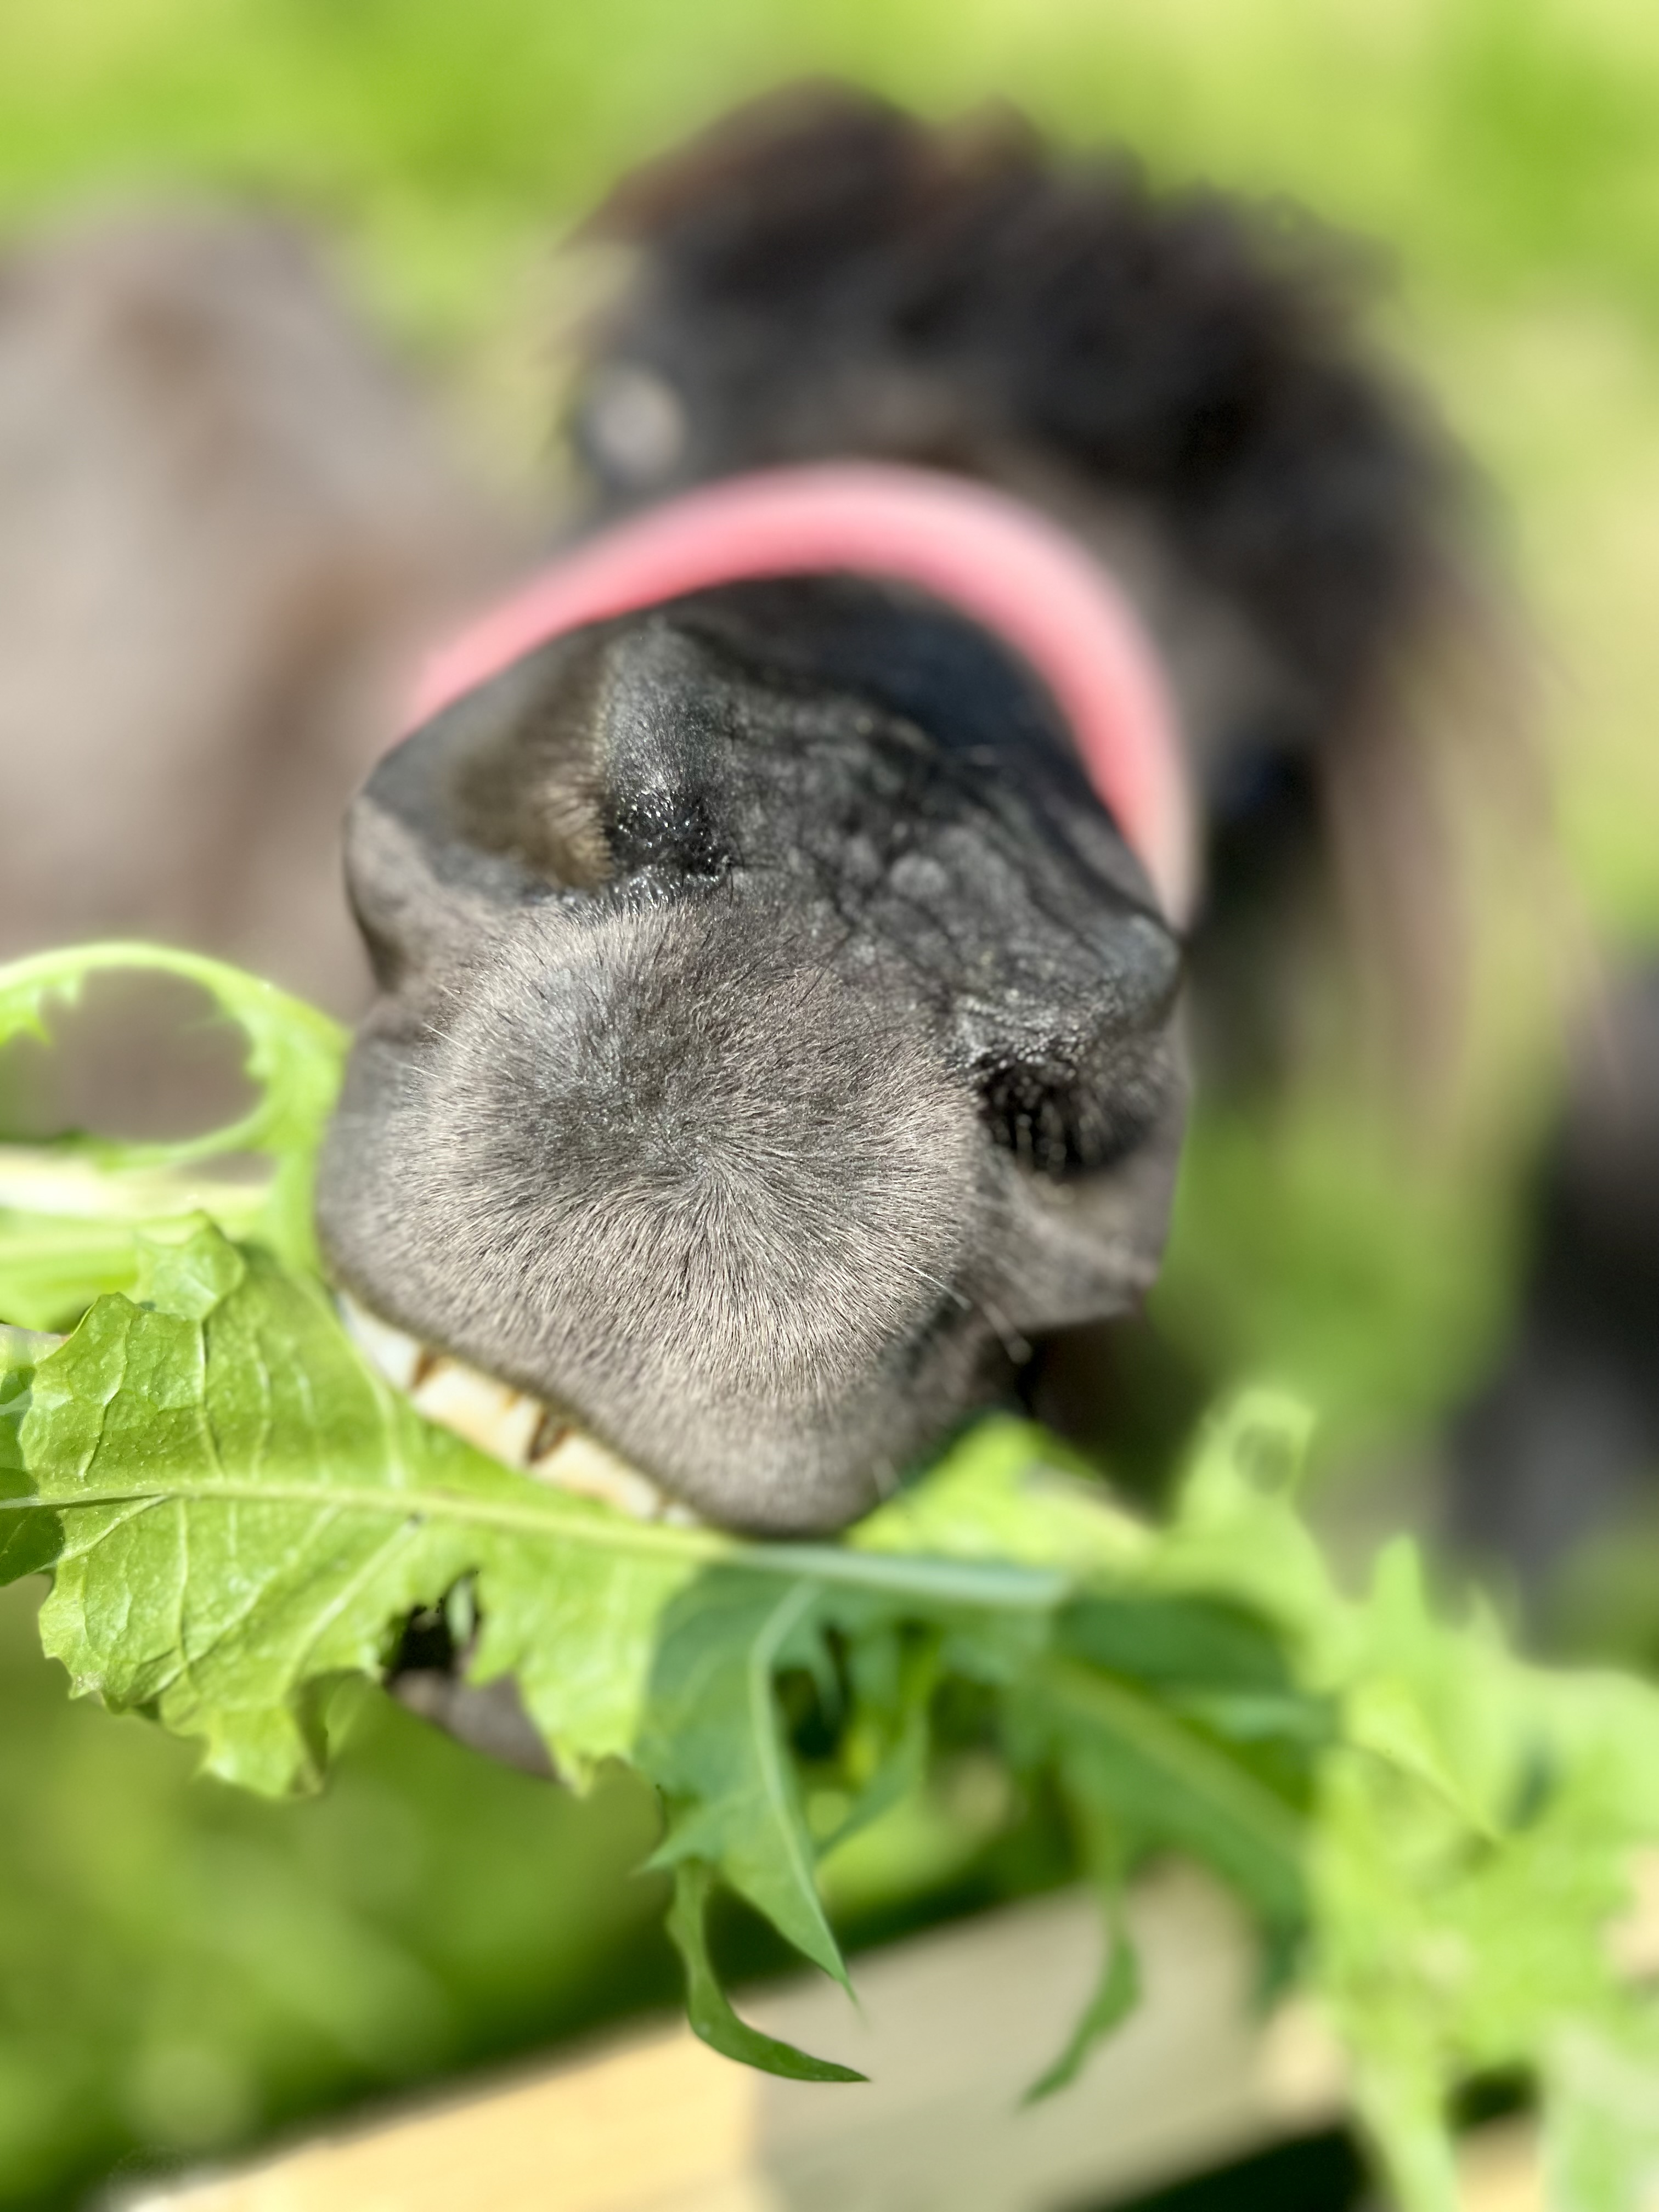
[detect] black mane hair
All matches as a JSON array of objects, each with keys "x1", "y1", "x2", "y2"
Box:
[
  {"x1": 574, "y1": 82, "x2": 1504, "y2": 1092},
  {"x1": 582, "y1": 83, "x2": 1452, "y2": 760}
]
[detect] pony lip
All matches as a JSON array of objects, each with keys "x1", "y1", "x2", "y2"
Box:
[{"x1": 408, "y1": 461, "x2": 1196, "y2": 925}]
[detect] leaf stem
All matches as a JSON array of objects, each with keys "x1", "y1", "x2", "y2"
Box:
[{"x1": 0, "y1": 1478, "x2": 1069, "y2": 1611}]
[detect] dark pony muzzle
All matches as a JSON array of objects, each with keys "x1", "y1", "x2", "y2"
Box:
[{"x1": 315, "y1": 464, "x2": 1191, "y2": 1531}]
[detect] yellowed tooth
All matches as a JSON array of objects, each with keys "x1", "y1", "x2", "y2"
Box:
[
  {"x1": 337, "y1": 1291, "x2": 701, "y2": 1525},
  {"x1": 532, "y1": 1430, "x2": 673, "y2": 1519},
  {"x1": 410, "y1": 1356, "x2": 545, "y2": 1465}
]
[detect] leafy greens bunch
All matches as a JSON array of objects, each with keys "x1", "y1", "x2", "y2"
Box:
[{"x1": 1, "y1": 945, "x2": 1656, "y2": 2212}]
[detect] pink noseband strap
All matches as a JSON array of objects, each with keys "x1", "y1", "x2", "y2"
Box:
[{"x1": 409, "y1": 462, "x2": 1195, "y2": 923}]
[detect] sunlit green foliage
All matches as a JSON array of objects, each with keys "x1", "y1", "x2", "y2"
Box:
[
  {"x1": 4, "y1": 10, "x2": 1659, "y2": 2204},
  {"x1": 2, "y1": 947, "x2": 1658, "y2": 2211}
]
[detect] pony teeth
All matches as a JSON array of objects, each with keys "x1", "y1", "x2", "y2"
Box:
[
  {"x1": 528, "y1": 1429, "x2": 678, "y2": 1522},
  {"x1": 412, "y1": 1357, "x2": 545, "y2": 1466},
  {"x1": 337, "y1": 1293, "x2": 696, "y2": 1526}
]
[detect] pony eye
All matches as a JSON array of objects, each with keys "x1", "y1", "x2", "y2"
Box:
[
  {"x1": 975, "y1": 1057, "x2": 1154, "y2": 1180},
  {"x1": 579, "y1": 363, "x2": 687, "y2": 487}
]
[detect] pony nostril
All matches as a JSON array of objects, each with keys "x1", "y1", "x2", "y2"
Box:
[
  {"x1": 975, "y1": 1053, "x2": 1159, "y2": 1179},
  {"x1": 607, "y1": 781, "x2": 730, "y2": 883}
]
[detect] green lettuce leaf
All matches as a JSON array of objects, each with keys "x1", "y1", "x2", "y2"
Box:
[
  {"x1": 666, "y1": 1860, "x2": 865, "y2": 2083},
  {"x1": 0, "y1": 942, "x2": 348, "y2": 1324},
  {"x1": 0, "y1": 1218, "x2": 1314, "y2": 2084},
  {"x1": 1154, "y1": 1395, "x2": 1659, "y2": 2212},
  {"x1": 642, "y1": 1572, "x2": 850, "y2": 1988},
  {"x1": 3, "y1": 944, "x2": 1657, "y2": 2209}
]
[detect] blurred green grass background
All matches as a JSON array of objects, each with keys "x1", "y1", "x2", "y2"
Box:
[{"x1": 4, "y1": 1, "x2": 1659, "y2": 2201}]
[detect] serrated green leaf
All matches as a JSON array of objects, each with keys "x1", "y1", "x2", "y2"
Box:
[
  {"x1": 19, "y1": 1235, "x2": 480, "y2": 1790},
  {"x1": 665, "y1": 1860, "x2": 865, "y2": 2084},
  {"x1": 0, "y1": 1148, "x2": 277, "y2": 1330},
  {"x1": 644, "y1": 1573, "x2": 849, "y2": 1988},
  {"x1": 0, "y1": 1227, "x2": 725, "y2": 1789},
  {"x1": 3, "y1": 1216, "x2": 1321, "y2": 2093},
  {"x1": 5, "y1": 1060, "x2": 1657, "y2": 2199},
  {"x1": 1291, "y1": 1532, "x2": 1659, "y2": 2206},
  {"x1": 0, "y1": 1221, "x2": 1075, "y2": 2048},
  {"x1": 0, "y1": 942, "x2": 348, "y2": 1318}
]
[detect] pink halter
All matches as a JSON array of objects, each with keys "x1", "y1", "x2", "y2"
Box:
[{"x1": 409, "y1": 462, "x2": 1194, "y2": 923}]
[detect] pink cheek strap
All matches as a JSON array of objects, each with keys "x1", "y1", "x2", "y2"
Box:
[{"x1": 408, "y1": 461, "x2": 1196, "y2": 926}]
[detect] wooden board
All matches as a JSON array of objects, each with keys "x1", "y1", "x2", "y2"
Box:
[{"x1": 117, "y1": 1852, "x2": 1659, "y2": 2212}]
